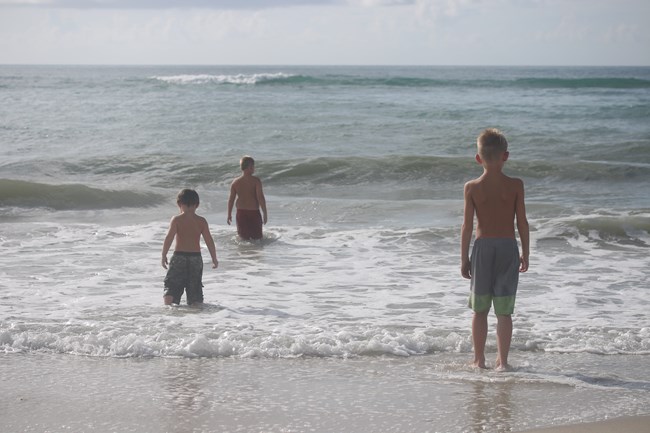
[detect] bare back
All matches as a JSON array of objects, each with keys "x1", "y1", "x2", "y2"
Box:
[
  {"x1": 171, "y1": 212, "x2": 207, "y2": 252},
  {"x1": 466, "y1": 172, "x2": 523, "y2": 239},
  {"x1": 231, "y1": 175, "x2": 262, "y2": 210}
]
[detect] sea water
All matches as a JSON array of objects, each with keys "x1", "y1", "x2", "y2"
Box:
[{"x1": 1, "y1": 65, "x2": 649, "y2": 393}]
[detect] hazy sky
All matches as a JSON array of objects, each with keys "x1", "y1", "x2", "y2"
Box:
[{"x1": 1, "y1": 0, "x2": 648, "y2": 65}]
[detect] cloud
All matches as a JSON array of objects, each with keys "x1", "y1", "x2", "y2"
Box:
[
  {"x1": 603, "y1": 23, "x2": 640, "y2": 44},
  {"x1": 346, "y1": 0, "x2": 412, "y2": 5},
  {"x1": 1, "y1": 0, "x2": 648, "y2": 65},
  {"x1": 0, "y1": 0, "x2": 339, "y2": 8},
  {"x1": 0, "y1": 0, "x2": 454, "y2": 9},
  {"x1": 534, "y1": 15, "x2": 590, "y2": 43}
]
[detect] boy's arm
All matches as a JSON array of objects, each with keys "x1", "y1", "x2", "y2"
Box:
[
  {"x1": 226, "y1": 182, "x2": 236, "y2": 225},
  {"x1": 161, "y1": 217, "x2": 177, "y2": 269},
  {"x1": 201, "y1": 218, "x2": 219, "y2": 269},
  {"x1": 460, "y1": 182, "x2": 475, "y2": 279},
  {"x1": 256, "y1": 178, "x2": 268, "y2": 224},
  {"x1": 515, "y1": 179, "x2": 530, "y2": 272}
]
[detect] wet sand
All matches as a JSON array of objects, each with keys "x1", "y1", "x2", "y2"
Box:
[
  {"x1": 2, "y1": 353, "x2": 648, "y2": 433},
  {"x1": 517, "y1": 415, "x2": 650, "y2": 433}
]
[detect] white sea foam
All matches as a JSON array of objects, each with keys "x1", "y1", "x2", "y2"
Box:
[
  {"x1": 151, "y1": 72, "x2": 295, "y2": 85},
  {"x1": 1, "y1": 216, "x2": 648, "y2": 359}
]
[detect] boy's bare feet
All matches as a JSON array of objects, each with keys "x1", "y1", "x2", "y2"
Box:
[
  {"x1": 495, "y1": 360, "x2": 512, "y2": 372},
  {"x1": 472, "y1": 357, "x2": 487, "y2": 369}
]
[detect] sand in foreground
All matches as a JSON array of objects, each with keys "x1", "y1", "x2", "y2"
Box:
[
  {"x1": 2, "y1": 353, "x2": 649, "y2": 433},
  {"x1": 517, "y1": 415, "x2": 650, "y2": 433}
]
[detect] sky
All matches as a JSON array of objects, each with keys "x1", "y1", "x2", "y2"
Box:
[{"x1": 0, "y1": 0, "x2": 648, "y2": 65}]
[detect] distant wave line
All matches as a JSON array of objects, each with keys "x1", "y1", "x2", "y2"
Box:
[
  {"x1": 150, "y1": 72, "x2": 297, "y2": 85},
  {"x1": 149, "y1": 73, "x2": 650, "y2": 89},
  {"x1": 4, "y1": 154, "x2": 649, "y2": 193}
]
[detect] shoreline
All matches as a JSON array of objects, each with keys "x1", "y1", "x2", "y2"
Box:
[{"x1": 3, "y1": 352, "x2": 649, "y2": 432}]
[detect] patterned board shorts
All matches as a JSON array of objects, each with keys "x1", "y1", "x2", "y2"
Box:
[{"x1": 164, "y1": 252, "x2": 204, "y2": 305}]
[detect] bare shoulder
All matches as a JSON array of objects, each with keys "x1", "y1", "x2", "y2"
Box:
[
  {"x1": 465, "y1": 176, "x2": 481, "y2": 187},
  {"x1": 166, "y1": 214, "x2": 181, "y2": 233},
  {"x1": 505, "y1": 175, "x2": 525, "y2": 191},
  {"x1": 195, "y1": 214, "x2": 209, "y2": 226},
  {"x1": 464, "y1": 177, "x2": 481, "y2": 193}
]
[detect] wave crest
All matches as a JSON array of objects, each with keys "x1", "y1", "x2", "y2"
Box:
[
  {"x1": 0, "y1": 179, "x2": 164, "y2": 210},
  {"x1": 150, "y1": 72, "x2": 650, "y2": 89},
  {"x1": 537, "y1": 213, "x2": 650, "y2": 247},
  {"x1": 151, "y1": 72, "x2": 296, "y2": 85},
  {"x1": 3, "y1": 321, "x2": 648, "y2": 359}
]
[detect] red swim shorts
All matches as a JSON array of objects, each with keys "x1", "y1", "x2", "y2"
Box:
[{"x1": 236, "y1": 209, "x2": 263, "y2": 240}]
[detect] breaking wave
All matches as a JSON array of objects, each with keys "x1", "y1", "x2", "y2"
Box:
[
  {"x1": 150, "y1": 73, "x2": 650, "y2": 89},
  {"x1": 0, "y1": 179, "x2": 164, "y2": 210},
  {"x1": 2, "y1": 319, "x2": 648, "y2": 359}
]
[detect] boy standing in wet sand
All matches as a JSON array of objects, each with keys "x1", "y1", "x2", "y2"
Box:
[
  {"x1": 227, "y1": 156, "x2": 268, "y2": 240},
  {"x1": 461, "y1": 129, "x2": 529, "y2": 370},
  {"x1": 162, "y1": 189, "x2": 218, "y2": 306}
]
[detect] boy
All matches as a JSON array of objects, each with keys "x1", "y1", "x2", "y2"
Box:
[
  {"x1": 227, "y1": 155, "x2": 268, "y2": 240},
  {"x1": 461, "y1": 128, "x2": 529, "y2": 370},
  {"x1": 162, "y1": 189, "x2": 218, "y2": 306}
]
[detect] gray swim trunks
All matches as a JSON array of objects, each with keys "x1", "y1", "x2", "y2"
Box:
[
  {"x1": 164, "y1": 251, "x2": 204, "y2": 305},
  {"x1": 468, "y1": 238, "x2": 519, "y2": 315}
]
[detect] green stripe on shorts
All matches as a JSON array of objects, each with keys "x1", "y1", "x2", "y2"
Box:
[
  {"x1": 493, "y1": 296, "x2": 516, "y2": 315},
  {"x1": 468, "y1": 294, "x2": 516, "y2": 315},
  {"x1": 468, "y1": 293, "x2": 492, "y2": 313}
]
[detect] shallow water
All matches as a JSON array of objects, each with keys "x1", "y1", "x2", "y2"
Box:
[{"x1": 1, "y1": 66, "x2": 649, "y2": 399}]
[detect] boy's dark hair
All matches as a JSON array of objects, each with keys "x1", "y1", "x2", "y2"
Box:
[
  {"x1": 176, "y1": 189, "x2": 200, "y2": 207},
  {"x1": 477, "y1": 128, "x2": 508, "y2": 161},
  {"x1": 240, "y1": 156, "x2": 255, "y2": 171}
]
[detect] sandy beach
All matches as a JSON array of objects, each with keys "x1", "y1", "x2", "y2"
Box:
[
  {"x1": 2, "y1": 352, "x2": 648, "y2": 433},
  {"x1": 518, "y1": 416, "x2": 650, "y2": 433}
]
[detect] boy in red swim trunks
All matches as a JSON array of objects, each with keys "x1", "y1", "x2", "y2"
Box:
[
  {"x1": 227, "y1": 156, "x2": 268, "y2": 240},
  {"x1": 461, "y1": 129, "x2": 530, "y2": 371}
]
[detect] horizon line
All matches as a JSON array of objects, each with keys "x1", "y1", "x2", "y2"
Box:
[{"x1": 2, "y1": 63, "x2": 650, "y2": 68}]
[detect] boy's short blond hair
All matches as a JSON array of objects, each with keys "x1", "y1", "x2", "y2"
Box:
[
  {"x1": 240, "y1": 155, "x2": 255, "y2": 171},
  {"x1": 477, "y1": 128, "x2": 508, "y2": 162}
]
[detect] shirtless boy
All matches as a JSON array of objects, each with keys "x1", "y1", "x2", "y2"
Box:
[
  {"x1": 162, "y1": 189, "x2": 218, "y2": 306},
  {"x1": 461, "y1": 128, "x2": 530, "y2": 370},
  {"x1": 227, "y1": 156, "x2": 268, "y2": 240}
]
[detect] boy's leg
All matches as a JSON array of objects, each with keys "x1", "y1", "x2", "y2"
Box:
[
  {"x1": 492, "y1": 239, "x2": 519, "y2": 370},
  {"x1": 185, "y1": 255, "x2": 204, "y2": 306},
  {"x1": 495, "y1": 314, "x2": 512, "y2": 370},
  {"x1": 163, "y1": 254, "x2": 185, "y2": 305},
  {"x1": 472, "y1": 311, "x2": 488, "y2": 368}
]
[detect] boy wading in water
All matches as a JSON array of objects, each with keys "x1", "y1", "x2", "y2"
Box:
[
  {"x1": 227, "y1": 156, "x2": 268, "y2": 240},
  {"x1": 162, "y1": 189, "x2": 218, "y2": 307},
  {"x1": 461, "y1": 129, "x2": 530, "y2": 370}
]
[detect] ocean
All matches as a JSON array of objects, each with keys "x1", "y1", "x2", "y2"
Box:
[{"x1": 1, "y1": 65, "x2": 649, "y2": 432}]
